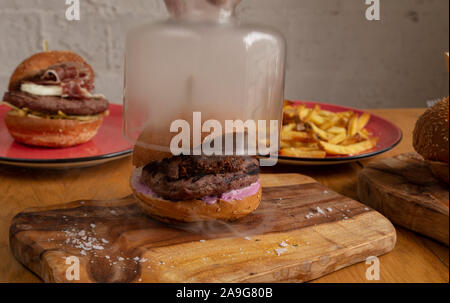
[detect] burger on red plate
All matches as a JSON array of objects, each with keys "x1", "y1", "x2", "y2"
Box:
[
  {"x1": 130, "y1": 130, "x2": 262, "y2": 223},
  {"x1": 2, "y1": 50, "x2": 109, "y2": 147}
]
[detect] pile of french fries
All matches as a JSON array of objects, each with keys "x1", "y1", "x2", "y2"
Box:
[{"x1": 280, "y1": 101, "x2": 379, "y2": 158}]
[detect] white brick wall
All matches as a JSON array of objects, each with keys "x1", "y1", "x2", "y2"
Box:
[{"x1": 0, "y1": 0, "x2": 448, "y2": 108}]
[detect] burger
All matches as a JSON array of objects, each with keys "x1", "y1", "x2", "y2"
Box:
[
  {"x1": 413, "y1": 97, "x2": 449, "y2": 183},
  {"x1": 2, "y1": 50, "x2": 109, "y2": 147},
  {"x1": 130, "y1": 132, "x2": 262, "y2": 223}
]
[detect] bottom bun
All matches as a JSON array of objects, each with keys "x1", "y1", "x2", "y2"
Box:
[
  {"x1": 5, "y1": 111, "x2": 103, "y2": 147},
  {"x1": 427, "y1": 160, "x2": 449, "y2": 184},
  {"x1": 131, "y1": 170, "x2": 262, "y2": 223}
]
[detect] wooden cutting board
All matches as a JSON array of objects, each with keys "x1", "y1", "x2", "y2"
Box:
[
  {"x1": 10, "y1": 174, "x2": 396, "y2": 283},
  {"x1": 358, "y1": 153, "x2": 449, "y2": 245}
]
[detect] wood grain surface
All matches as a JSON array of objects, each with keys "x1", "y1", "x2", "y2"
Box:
[
  {"x1": 358, "y1": 152, "x2": 449, "y2": 245},
  {"x1": 9, "y1": 174, "x2": 396, "y2": 283},
  {"x1": 1, "y1": 108, "x2": 449, "y2": 283}
]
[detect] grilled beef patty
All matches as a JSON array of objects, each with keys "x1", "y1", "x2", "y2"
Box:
[
  {"x1": 3, "y1": 91, "x2": 109, "y2": 116},
  {"x1": 141, "y1": 155, "x2": 260, "y2": 201}
]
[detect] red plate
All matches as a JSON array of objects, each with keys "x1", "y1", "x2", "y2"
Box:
[
  {"x1": 277, "y1": 101, "x2": 402, "y2": 165},
  {"x1": 0, "y1": 104, "x2": 133, "y2": 168}
]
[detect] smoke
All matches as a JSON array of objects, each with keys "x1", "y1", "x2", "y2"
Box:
[{"x1": 157, "y1": 197, "x2": 276, "y2": 240}]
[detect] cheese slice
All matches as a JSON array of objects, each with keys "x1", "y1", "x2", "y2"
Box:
[
  {"x1": 20, "y1": 82, "x2": 105, "y2": 99},
  {"x1": 21, "y1": 83, "x2": 62, "y2": 96}
]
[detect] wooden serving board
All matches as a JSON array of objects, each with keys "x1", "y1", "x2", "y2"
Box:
[
  {"x1": 358, "y1": 153, "x2": 449, "y2": 245},
  {"x1": 10, "y1": 174, "x2": 396, "y2": 283}
]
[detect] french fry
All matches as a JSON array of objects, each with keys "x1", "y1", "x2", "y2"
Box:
[
  {"x1": 358, "y1": 113, "x2": 371, "y2": 129},
  {"x1": 283, "y1": 106, "x2": 297, "y2": 123},
  {"x1": 310, "y1": 112, "x2": 325, "y2": 125},
  {"x1": 360, "y1": 128, "x2": 371, "y2": 138},
  {"x1": 320, "y1": 115, "x2": 339, "y2": 130},
  {"x1": 336, "y1": 116, "x2": 350, "y2": 128},
  {"x1": 281, "y1": 130, "x2": 313, "y2": 142},
  {"x1": 282, "y1": 123, "x2": 296, "y2": 132},
  {"x1": 280, "y1": 141, "x2": 291, "y2": 149},
  {"x1": 328, "y1": 132, "x2": 347, "y2": 145},
  {"x1": 301, "y1": 108, "x2": 314, "y2": 121},
  {"x1": 318, "y1": 110, "x2": 335, "y2": 117},
  {"x1": 282, "y1": 101, "x2": 377, "y2": 158},
  {"x1": 340, "y1": 134, "x2": 361, "y2": 146},
  {"x1": 293, "y1": 146, "x2": 322, "y2": 151},
  {"x1": 327, "y1": 126, "x2": 346, "y2": 135},
  {"x1": 280, "y1": 147, "x2": 327, "y2": 158},
  {"x1": 318, "y1": 138, "x2": 378, "y2": 155},
  {"x1": 281, "y1": 141, "x2": 319, "y2": 148},
  {"x1": 308, "y1": 122, "x2": 329, "y2": 141},
  {"x1": 347, "y1": 114, "x2": 359, "y2": 137},
  {"x1": 337, "y1": 111, "x2": 354, "y2": 119},
  {"x1": 304, "y1": 142, "x2": 320, "y2": 149}
]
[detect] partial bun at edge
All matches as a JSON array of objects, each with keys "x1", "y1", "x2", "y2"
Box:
[
  {"x1": 413, "y1": 97, "x2": 449, "y2": 163},
  {"x1": 131, "y1": 172, "x2": 262, "y2": 223},
  {"x1": 5, "y1": 113, "x2": 103, "y2": 147},
  {"x1": 8, "y1": 50, "x2": 94, "y2": 92},
  {"x1": 413, "y1": 97, "x2": 449, "y2": 183}
]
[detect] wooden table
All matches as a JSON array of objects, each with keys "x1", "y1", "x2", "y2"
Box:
[{"x1": 0, "y1": 108, "x2": 448, "y2": 283}]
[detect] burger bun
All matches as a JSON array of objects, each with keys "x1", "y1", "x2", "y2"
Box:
[
  {"x1": 413, "y1": 97, "x2": 449, "y2": 183},
  {"x1": 131, "y1": 168, "x2": 262, "y2": 223},
  {"x1": 5, "y1": 112, "x2": 103, "y2": 148},
  {"x1": 8, "y1": 50, "x2": 94, "y2": 92}
]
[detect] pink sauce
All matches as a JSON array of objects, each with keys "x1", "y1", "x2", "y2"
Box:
[{"x1": 131, "y1": 168, "x2": 260, "y2": 205}]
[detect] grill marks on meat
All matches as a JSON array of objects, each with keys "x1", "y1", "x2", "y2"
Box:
[
  {"x1": 146, "y1": 155, "x2": 259, "y2": 180},
  {"x1": 32, "y1": 62, "x2": 94, "y2": 98},
  {"x1": 141, "y1": 156, "x2": 260, "y2": 201},
  {"x1": 3, "y1": 91, "x2": 109, "y2": 116}
]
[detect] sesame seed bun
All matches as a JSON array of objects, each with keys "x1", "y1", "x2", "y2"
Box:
[
  {"x1": 5, "y1": 112, "x2": 103, "y2": 148},
  {"x1": 8, "y1": 50, "x2": 94, "y2": 92},
  {"x1": 413, "y1": 97, "x2": 449, "y2": 183}
]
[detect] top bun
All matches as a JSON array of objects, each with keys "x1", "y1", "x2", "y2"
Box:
[
  {"x1": 132, "y1": 121, "x2": 214, "y2": 168},
  {"x1": 413, "y1": 97, "x2": 449, "y2": 163},
  {"x1": 132, "y1": 126, "x2": 174, "y2": 168},
  {"x1": 8, "y1": 50, "x2": 94, "y2": 92},
  {"x1": 132, "y1": 127, "x2": 216, "y2": 167},
  {"x1": 132, "y1": 126, "x2": 251, "y2": 168}
]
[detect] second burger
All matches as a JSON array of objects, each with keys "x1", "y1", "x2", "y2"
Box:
[{"x1": 2, "y1": 50, "x2": 109, "y2": 147}]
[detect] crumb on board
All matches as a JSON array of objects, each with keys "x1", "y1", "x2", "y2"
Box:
[
  {"x1": 279, "y1": 241, "x2": 289, "y2": 247},
  {"x1": 275, "y1": 248, "x2": 288, "y2": 256}
]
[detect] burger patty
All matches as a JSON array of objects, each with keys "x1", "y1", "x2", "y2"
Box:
[
  {"x1": 3, "y1": 91, "x2": 109, "y2": 116},
  {"x1": 141, "y1": 156, "x2": 260, "y2": 201}
]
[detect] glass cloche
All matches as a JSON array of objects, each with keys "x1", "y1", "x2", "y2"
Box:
[{"x1": 124, "y1": 0, "x2": 286, "y2": 163}]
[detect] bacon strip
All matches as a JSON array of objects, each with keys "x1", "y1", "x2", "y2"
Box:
[{"x1": 31, "y1": 62, "x2": 94, "y2": 99}]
